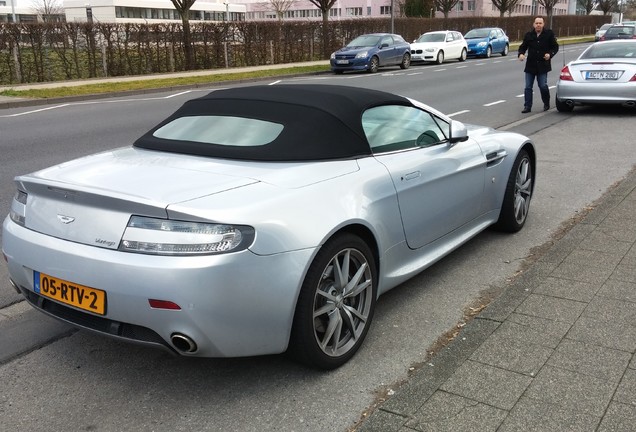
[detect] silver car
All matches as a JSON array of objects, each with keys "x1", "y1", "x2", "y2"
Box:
[
  {"x1": 2, "y1": 84, "x2": 535, "y2": 369},
  {"x1": 556, "y1": 40, "x2": 636, "y2": 111}
]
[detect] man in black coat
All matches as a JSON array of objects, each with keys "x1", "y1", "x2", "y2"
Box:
[{"x1": 518, "y1": 16, "x2": 559, "y2": 113}]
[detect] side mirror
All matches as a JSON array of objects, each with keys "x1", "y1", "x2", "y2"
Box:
[
  {"x1": 380, "y1": 43, "x2": 389, "y2": 48},
  {"x1": 449, "y1": 120, "x2": 469, "y2": 145}
]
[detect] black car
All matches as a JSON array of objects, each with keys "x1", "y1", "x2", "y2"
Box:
[{"x1": 600, "y1": 25, "x2": 636, "y2": 41}]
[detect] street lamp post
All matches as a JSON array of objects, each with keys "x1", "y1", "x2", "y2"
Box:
[
  {"x1": 10, "y1": 0, "x2": 17, "y2": 23},
  {"x1": 224, "y1": 0, "x2": 229, "y2": 21},
  {"x1": 390, "y1": 0, "x2": 394, "y2": 33}
]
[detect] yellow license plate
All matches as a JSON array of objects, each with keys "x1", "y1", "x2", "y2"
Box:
[{"x1": 34, "y1": 272, "x2": 106, "y2": 315}]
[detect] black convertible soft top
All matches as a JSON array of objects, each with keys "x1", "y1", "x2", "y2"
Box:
[{"x1": 134, "y1": 84, "x2": 412, "y2": 161}]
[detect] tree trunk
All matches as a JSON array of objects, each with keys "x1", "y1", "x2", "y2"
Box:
[{"x1": 181, "y1": 15, "x2": 194, "y2": 70}]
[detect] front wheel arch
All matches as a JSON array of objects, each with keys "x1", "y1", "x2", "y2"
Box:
[
  {"x1": 435, "y1": 50, "x2": 444, "y2": 64},
  {"x1": 493, "y1": 146, "x2": 535, "y2": 232}
]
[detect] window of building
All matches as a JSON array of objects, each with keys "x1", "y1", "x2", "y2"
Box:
[{"x1": 380, "y1": 5, "x2": 391, "y2": 14}]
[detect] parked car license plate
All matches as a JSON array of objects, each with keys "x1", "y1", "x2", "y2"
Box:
[
  {"x1": 586, "y1": 71, "x2": 618, "y2": 80},
  {"x1": 336, "y1": 59, "x2": 349, "y2": 64},
  {"x1": 34, "y1": 271, "x2": 106, "y2": 315}
]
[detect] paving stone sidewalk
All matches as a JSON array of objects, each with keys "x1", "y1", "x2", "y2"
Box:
[{"x1": 358, "y1": 167, "x2": 636, "y2": 432}]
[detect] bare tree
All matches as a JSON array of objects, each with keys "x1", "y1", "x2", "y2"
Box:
[
  {"x1": 170, "y1": 0, "x2": 197, "y2": 70},
  {"x1": 308, "y1": 0, "x2": 338, "y2": 57},
  {"x1": 492, "y1": 0, "x2": 523, "y2": 17},
  {"x1": 434, "y1": 0, "x2": 460, "y2": 18},
  {"x1": 577, "y1": 0, "x2": 598, "y2": 14},
  {"x1": 597, "y1": 0, "x2": 618, "y2": 14},
  {"x1": 31, "y1": 0, "x2": 63, "y2": 22},
  {"x1": 536, "y1": 0, "x2": 560, "y2": 18},
  {"x1": 270, "y1": 0, "x2": 297, "y2": 19},
  {"x1": 251, "y1": 0, "x2": 297, "y2": 19}
]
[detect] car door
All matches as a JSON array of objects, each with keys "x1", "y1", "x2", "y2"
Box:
[
  {"x1": 362, "y1": 104, "x2": 486, "y2": 249},
  {"x1": 378, "y1": 35, "x2": 396, "y2": 65},
  {"x1": 493, "y1": 29, "x2": 504, "y2": 52},
  {"x1": 445, "y1": 32, "x2": 459, "y2": 58}
]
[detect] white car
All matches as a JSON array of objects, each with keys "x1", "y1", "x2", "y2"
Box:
[
  {"x1": 595, "y1": 23, "x2": 613, "y2": 41},
  {"x1": 410, "y1": 30, "x2": 468, "y2": 64}
]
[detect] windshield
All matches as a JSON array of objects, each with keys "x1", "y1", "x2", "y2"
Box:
[
  {"x1": 347, "y1": 35, "x2": 381, "y2": 47},
  {"x1": 464, "y1": 29, "x2": 490, "y2": 38},
  {"x1": 415, "y1": 33, "x2": 445, "y2": 43}
]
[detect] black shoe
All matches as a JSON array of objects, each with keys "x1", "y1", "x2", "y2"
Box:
[
  {"x1": 521, "y1": 107, "x2": 531, "y2": 113},
  {"x1": 543, "y1": 104, "x2": 550, "y2": 111}
]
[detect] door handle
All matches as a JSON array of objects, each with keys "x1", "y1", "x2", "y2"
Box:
[{"x1": 402, "y1": 171, "x2": 421, "y2": 181}]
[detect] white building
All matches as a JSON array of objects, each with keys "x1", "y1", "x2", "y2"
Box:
[
  {"x1": 2, "y1": 0, "x2": 572, "y2": 24},
  {"x1": 62, "y1": 0, "x2": 245, "y2": 23},
  {"x1": 0, "y1": 1, "x2": 45, "y2": 22}
]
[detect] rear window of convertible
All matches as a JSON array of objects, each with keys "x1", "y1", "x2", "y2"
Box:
[{"x1": 153, "y1": 116, "x2": 284, "y2": 147}]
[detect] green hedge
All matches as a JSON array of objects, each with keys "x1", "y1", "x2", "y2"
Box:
[{"x1": 0, "y1": 15, "x2": 609, "y2": 85}]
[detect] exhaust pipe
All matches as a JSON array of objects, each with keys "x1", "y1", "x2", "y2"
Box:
[
  {"x1": 170, "y1": 333, "x2": 198, "y2": 353},
  {"x1": 9, "y1": 279, "x2": 21, "y2": 294},
  {"x1": 623, "y1": 101, "x2": 636, "y2": 108},
  {"x1": 565, "y1": 100, "x2": 575, "y2": 107}
]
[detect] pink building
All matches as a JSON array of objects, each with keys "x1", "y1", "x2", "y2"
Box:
[{"x1": 242, "y1": 0, "x2": 570, "y2": 21}]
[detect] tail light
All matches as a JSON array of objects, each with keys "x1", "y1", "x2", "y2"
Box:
[
  {"x1": 559, "y1": 66, "x2": 573, "y2": 81},
  {"x1": 630, "y1": 73, "x2": 636, "y2": 82}
]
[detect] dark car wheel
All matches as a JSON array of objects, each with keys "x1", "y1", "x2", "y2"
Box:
[
  {"x1": 289, "y1": 233, "x2": 377, "y2": 370},
  {"x1": 400, "y1": 52, "x2": 411, "y2": 69},
  {"x1": 556, "y1": 97, "x2": 574, "y2": 112},
  {"x1": 459, "y1": 48, "x2": 467, "y2": 62},
  {"x1": 485, "y1": 46, "x2": 492, "y2": 58},
  {"x1": 368, "y1": 56, "x2": 380, "y2": 73},
  {"x1": 502, "y1": 44, "x2": 509, "y2": 56},
  {"x1": 494, "y1": 149, "x2": 533, "y2": 232},
  {"x1": 435, "y1": 51, "x2": 444, "y2": 65}
]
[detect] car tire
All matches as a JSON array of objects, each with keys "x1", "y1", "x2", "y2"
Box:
[
  {"x1": 555, "y1": 97, "x2": 574, "y2": 112},
  {"x1": 400, "y1": 52, "x2": 411, "y2": 69},
  {"x1": 493, "y1": 149, "x2": 533, "y2": 233},
  {"x1": 368, "y1": 56, "x2": 380, "y2": 73},
  {"x1": 459, "y1": 48, "x2": 467, "y2": 62},
  {"x1": 485, "y1": 46, "x2": 492, "y2": 58},
  {"x1": 289, "y1": 233, "x2": 377, "y2": 370},
  {"x1": 502, "y1": 44, "x2": 509, "y2": 56},
  {"x1": 435, "y1": 51, "x2": 444, "y2": 64}
]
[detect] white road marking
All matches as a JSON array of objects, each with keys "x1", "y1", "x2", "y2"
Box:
[
  {"x1": 269, "y1": 80, "x2": 282, "y2": 85},
  {"x1": 447, "y1": 110, "x2": 470, "y2": 117},
  {"x1": 0, "y1": 90, "x2": 215, "y2": 118},
  {"x1": 484, "y1": 100, "x2": 506, "y2": 106}
]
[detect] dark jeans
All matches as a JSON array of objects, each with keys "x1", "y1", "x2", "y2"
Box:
[{"x1": 524, "y1": 72, "x2": 550, "y2": 109}]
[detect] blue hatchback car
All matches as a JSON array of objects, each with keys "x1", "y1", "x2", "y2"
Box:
[
  {"x1": 464, "y1": 27, "x2": 510, "y2": 58},
  {"x1": 330, "y1": 33, "x2": 411, "y2": 74}
]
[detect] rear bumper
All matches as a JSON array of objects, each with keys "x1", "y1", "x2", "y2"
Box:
[
  {"x1": 556, "y1": 81, "x2": 636, "y2": 105},
  {"x1": 2, "y1": 216, "x2": 314, "y2": 358}
]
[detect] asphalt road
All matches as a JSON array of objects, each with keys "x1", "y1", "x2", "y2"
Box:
[{"x1": 1, "y1": 43, "x2": 636, "y2": 431}]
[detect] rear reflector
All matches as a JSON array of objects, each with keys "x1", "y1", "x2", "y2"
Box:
[{"x1": 148, "y1": 299, "x2": 181, "y2": 310}]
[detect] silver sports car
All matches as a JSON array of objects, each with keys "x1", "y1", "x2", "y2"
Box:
[
  {"x1": 556, "y1": 40, "x2": 636, "y2": 112},
  {"x1": 2, "y1": 85, "x2": 535, "y2": 369}
]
